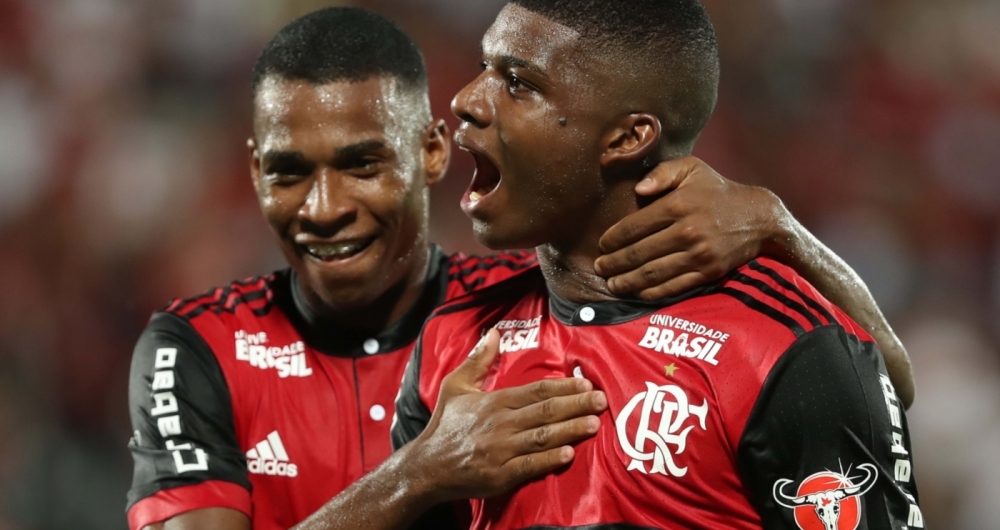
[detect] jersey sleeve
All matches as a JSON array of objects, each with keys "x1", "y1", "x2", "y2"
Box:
[
  {"x1": 736, "y1": 326, "x2": 924, "y2": 530},
  {"x1": 126, "y1": 312, "x2": 251, "y2": 529}
]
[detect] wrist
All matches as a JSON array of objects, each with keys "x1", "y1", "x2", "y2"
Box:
[
  {"x1": 390, "y1": 437, "x2": 450, "y2": 506},
  {"x1": 756, "y1": 187, "x2": 799, "y2": 261}
]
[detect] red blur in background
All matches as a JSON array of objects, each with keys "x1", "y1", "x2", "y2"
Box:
[{"x1": 0, "y1": 0, "x2": 999, "y2": 528}]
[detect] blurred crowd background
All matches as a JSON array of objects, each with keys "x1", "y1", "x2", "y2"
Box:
[{"x1": 1, "y1": 0, "x2": 998, "y2": 528}]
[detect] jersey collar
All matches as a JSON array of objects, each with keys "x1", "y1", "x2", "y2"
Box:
[
  {"x1": 547, "y1": 281, "x2": 720, "y2": 327},
  {"x1": 280, "y1": 244, "x2": 450, "y2": 358}
]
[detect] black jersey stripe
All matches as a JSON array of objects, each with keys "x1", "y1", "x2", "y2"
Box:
[
  {"x1": 451, "y1": 256, "x2": 538, "y2": 277},
  {"x1": 171, "y1": 285, "x2": 272, "y2": 319},
  {"x1": 730, "y1": 272, "x2": 822, "y2": 329},
  {"x1": 717, "y1": 286, "x2": 805, "y2": 337},
  {"x1": 747, "y1": 261, "x2": 837, "y2": 324}
]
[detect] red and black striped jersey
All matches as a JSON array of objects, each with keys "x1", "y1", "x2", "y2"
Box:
[
  {"x1": 125, "y1": 245, "x2": 536, "y2": 530},
  {"x1": 393, "y1": 258, "x2": 924, "y2": 530}
]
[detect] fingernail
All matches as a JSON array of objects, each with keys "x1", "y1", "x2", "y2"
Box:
[
  {"x1": 593, "y1": 391, "x2": 607, "y2": 409},
  {"x1": 587, "y1": 416, "x2": 601, "y2": 432},
  {"x1": 469, "y1": 333, "x2": 488, "y2": 357},
  {"x1": 607, "y1": 277, "x2": 618, "y2": 292},
  {"x1": 577, "y1": 378, "x2": 593, "y2": 392},
  {"x1": 560, "y1": 446, "x2": 575, "y2": 463},
  {"x1": 636, "y1": 177, "x2": 655, "y2": 192}
]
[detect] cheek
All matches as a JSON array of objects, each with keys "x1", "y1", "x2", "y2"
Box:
[{"x1": 257, "y1": 187, "x2": 300, "y2": 231}]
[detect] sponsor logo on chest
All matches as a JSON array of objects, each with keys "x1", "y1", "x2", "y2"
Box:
[
  {"x1": 638, "y1": 314, "x2": 730, "y2": 366},
  {"x1": 496, "y1": 315, "x2": 542, "y2": 354},
  {"x1": 246, "y1": 430, "x2": 298, "y2": 477},
  {"x1": 234, "y1": 330, "x2": 312, "y2": 378}
]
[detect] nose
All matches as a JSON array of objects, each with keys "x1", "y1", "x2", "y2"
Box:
[
  {"x1": 451, "y1": 72, "x2": 493, "y2": 129},
  {"x1": 299, "y1": 169, "x2": 357, "y2": 236}
]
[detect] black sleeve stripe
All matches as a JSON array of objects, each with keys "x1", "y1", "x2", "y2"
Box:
[
  {"x1": 747, "y1": 261, "x2": 836, "y2": 324},
  {"x1": 391, "y1": 333, "x2": 432, "y2": 451},
  {"x1": 730, "y1": 272, "x2": 822, "y2": 328},
  {"x1": 717, "y1": 286, "x2": 805, "y2": 337}
]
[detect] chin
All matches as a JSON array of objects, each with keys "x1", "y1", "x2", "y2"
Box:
[{"x1": 472, "y1": 220, "x2": 541, "y2": 252}]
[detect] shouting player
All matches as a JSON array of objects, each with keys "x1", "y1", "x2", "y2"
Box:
[
  {"x1": 394, "y1": 1, "x2": 922, "y2": 529},
  {"x1": 128, "y1": 7, "x2": 915, "y2": 530}
]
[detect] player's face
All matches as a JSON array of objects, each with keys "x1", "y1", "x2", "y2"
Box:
[
  {"x1": 451, "y1": 4, "x2": 612, "y2": 250},
  {"x1": 250, "y1": 77, "x2": 448, "y2": 311}
]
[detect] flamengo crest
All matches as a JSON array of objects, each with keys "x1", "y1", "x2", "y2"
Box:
[{"x1": 615, "y1": 382, "x2": 708, "y2": 477}]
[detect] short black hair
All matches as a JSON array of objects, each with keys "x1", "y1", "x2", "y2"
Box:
[
  {"x1": 251, "y1": 7, "x2": 428, "y2": 97},
  {"x1": 510, "y1": 0, "x2": 719, "y2": 150}
]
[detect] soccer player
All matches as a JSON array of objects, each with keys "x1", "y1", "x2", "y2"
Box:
[
  {"x1": 393, "y1": 1, "x2": 923, "y2": 529},
  {"x1": 127, "y1": 7, "x2": 915, "y2": 530}
]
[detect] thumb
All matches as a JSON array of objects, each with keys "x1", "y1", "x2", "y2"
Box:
[
  {"x1": 449, "y1": 328, "x2": 501, "y2": 391},
  {"x1": 635, "y1": 156, "x2": 699, "y2": 195}
]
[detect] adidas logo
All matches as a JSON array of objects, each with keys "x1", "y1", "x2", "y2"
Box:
[{"x1": 246, "y1": 431, "x2": 298, "y2": 477}]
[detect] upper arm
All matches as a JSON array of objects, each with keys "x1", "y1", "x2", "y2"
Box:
[
  {"x1": 142, "y1": 507, "x2": 250, "y2": 530},
  {"x1": 737, "y1": 326, "x2": 924, "y2": 530},
  {"x1": 127, "y1": 313, "x2": 252, "y2": 530}
]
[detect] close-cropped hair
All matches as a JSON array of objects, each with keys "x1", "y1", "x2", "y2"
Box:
[{"x1": 250, "y1": 7, "x2": 428, "y2": 97}]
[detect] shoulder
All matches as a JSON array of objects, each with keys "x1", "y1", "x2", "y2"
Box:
[
  {"x1": 710, "y1": 257, "x2": 873, "y2": 344},
  {"x1": 444, "y1": 250, "x2": 538, "y2": 299},
  {"x1": 162, "y1": 272, "x2": 283, "y2": 322}
]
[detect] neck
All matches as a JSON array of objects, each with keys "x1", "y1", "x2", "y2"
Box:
[
  {"x1": 297, "y1": 244, "x2": 432, "y2": 335},
  {"x1": 537, "y1": 179, "x2": 642, "y2": 304}
]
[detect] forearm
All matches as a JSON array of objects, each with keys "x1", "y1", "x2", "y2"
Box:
[
  {"x1": 292, "y1": 443, "x2": 436, "y2": 530},
  {"x1": 766, "y1": 201, "x2": 915, "y2": 408}
]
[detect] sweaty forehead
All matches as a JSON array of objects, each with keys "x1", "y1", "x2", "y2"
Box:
[
  {"x1": 253, "y1": 76, "x2": 421, "y2": 152},
  {"x1": 483, "y1": 4, "x2": 582, "y2": 75}
]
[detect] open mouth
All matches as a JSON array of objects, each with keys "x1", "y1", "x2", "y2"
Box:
[
  {"x1": 300, "y1": 236, "x2": 376, "y2": 263},
  {"x1": 466, "y1": 151, "x2": 502, "y2": 203}
]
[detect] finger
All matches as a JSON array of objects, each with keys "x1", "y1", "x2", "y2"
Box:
[
  {"x1": 489, "y1": 377, "x2": 594, "y2": 410},
  {"x1": 512, "y1": 391, "x2": 608, "y2": 429},
  {"x1": 634, "y1": 156, "x2": 700, "y2": 196},
  {"x1": 446, "y1": 329, "x2": 501, "y2": 391},
  {"x1": 514, "y1": 416, "x2": 601, "y2": 453},
  {"x1": 500, "y1": 446, "x2": 576, "y2": 487},
  {"x1": 597, "y1": 201, "x2": 679, "y2": 256},
  {"x1": 637, "y1": 270, "x2": 713, "y2": 300},
  {"x1": 595, "y1": 224, "x2": 691, "y2": 279},
  {"x1": 605, "y1": 252, "x2": 694, "y2": 295}
]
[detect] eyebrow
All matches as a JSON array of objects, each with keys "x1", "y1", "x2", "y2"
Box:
[
  {"x1": 334, "y1": 139, "x2": 389, "y2": 160},
  {"x1": 497, "y1": 54, "x2": 548, "y2": 77},
  {"x1": 262, "y1": 150, "x2": 309, "y2": 168}
]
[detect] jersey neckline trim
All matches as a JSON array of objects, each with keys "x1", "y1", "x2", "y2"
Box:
[
  {"x1": 547, "y1": 277, "x2": 721, "y2": 327},
  {"x1": 277, "y1": 244, "x2": 450, "y2": 358}
]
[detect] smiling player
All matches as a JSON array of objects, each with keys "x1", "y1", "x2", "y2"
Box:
[{"x1": 394, "y1": 1, "x2": 923, "y2": 529}]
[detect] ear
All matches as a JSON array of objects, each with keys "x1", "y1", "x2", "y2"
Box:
[
  {"x1": 599, "y1": 113, "x2": 661, "y2": 169},
  {"x1": 248, "y1": 137, "x2": 262, "y2": 191},
  {"x1": 421, "y1": 119, "x2": 451, "y2": 187}
]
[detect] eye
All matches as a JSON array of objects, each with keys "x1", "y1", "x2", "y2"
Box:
[{"x1": 507, "y1": 73, "x2": 525, "y2": 94}]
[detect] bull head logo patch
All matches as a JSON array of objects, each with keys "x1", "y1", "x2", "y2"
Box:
[{"x1": 773, "y1": 463, "x2": 878, "y2": 530}]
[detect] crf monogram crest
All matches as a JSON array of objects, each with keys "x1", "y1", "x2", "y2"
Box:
[{"x1": 615, "y1": 382, "x2": 708, "y2": 477}]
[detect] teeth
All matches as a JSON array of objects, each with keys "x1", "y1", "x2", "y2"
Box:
[
  {"x1": 469, "y1": 191, "x2": 482, "y2": 202},
  {"x1": 307, "y1": 241, "x2": 364, "y2": 258}
]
